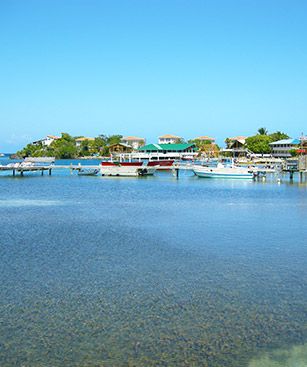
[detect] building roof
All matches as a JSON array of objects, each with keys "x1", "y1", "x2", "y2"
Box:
[
  {"x1": 33, "y1": 135, "x2": 60, "y2": 144},
  {"x1": 75, "y1": 137, "x2": 95, "y2": 141},
  {"x1": 139, "y1": 144, "x2": 162, "y2": 151},
  {"x1": 228, "y1": 136, "x2": 247, "y2": 141},
  {"x1": 121, "y1": 136, "x2": 145, "y2": 141},
  {"x1": 195, "y1": 136, "x2": 215, "y2": 141},
  {"x1": 227, "y1": 136, "x2": 247, "y2": 145},
  {"x1": 139, "y1": 143, "x2": 195, "y2": 152},
  {"x1": 109, "y1": 142, "x2": 132, "y2": 148},
  {"x1": 270, "y1": 138, "x2": 300, "y2": 145},
  {"x1": 159, "y1": 134, "x2": 181, "y2": 139}
]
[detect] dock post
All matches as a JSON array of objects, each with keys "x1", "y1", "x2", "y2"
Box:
[
  {"x1": 49, "y1": 168, "x2": 52, "y2": 176},
  {"x1": 300, "y1": 171, "x2": 303, "y2": 182},
  {"x1": 13, "y1": 169, "x2": 15, "y2": 177},
  {"x1": 289, "y1": 170, "x2": 293, "y2": 181},
  {"x1": 20, "y1": 170, "x2": 24, "y2": 177},
  {"x1": 176, "y1": 168, "x2": 179, "y2": 179},
  {"x1": 41, "y1": 170, "x2": 44, "y2": 176}
]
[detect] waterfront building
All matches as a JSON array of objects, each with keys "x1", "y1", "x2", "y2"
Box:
[
  {"x1": 269, "y1": 138, "x2": 300, "y2": 158},
  {"x1": 134, "y1": 143, "x2": 197, "y2": 160},
  {"x1": 32, "y1": 135, "x2": 60, "y2": 147},
  {"x1": 298, "y1": 135, "x2": 307, "y2": 155},
  {"x1": 297, "y1": 136, "x2": 307, "y2": 170},
  {"x1": 221, "y1": 136, "x2": 249, "y2": 157},
  {"x1": 225, "y1": 136, "x2": 247, "y2": 149},
  {"x1": 158, "y1": 134, "x2": 182, "y2": 144},
  {"x1": 121, "y1": 136, "x2": 146, "y2": 150},
  {"x1": 109, "y1": 143, "x2": 133, "y2": 154},
  {"x1": 75, "y1": 137, "x2": 95, "y2": 148}
]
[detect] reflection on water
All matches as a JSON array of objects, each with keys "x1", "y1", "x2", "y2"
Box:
[
  {"x1": 0, "y1": 164, "x2": 306, "y2": 366},
  {"x1": 249, "y1": 344, "x2": 307, "y2": 367}
]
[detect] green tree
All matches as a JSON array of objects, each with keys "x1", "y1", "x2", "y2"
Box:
[
  {"x1": 257, "y1": 127, "x2": 268, "y2": 135},
  {"x1": 107, "y1": 135, "x2": 122, "y2": 145},
  {"x1": 269, "y1": 131, "x2": 289, "y2": 142},
  {"x1": 188, "y1": 139, "x2": 212, "y2": 148},
  {"x1": 50, "y1": 133, "x2": 77, "y2": 159},
  {"x1": 60, "y1": 132, "x2": 75, "y2": 142},
  {"x1": 224, "y1": 138, "x2": 231, "y2": 149},
  {"x1": 78, "y1": 139, "x2": 94, "y2": 157},
  {"x1": 16, "y1": 143, "x2": 41, "y2": 158},
  {"x1": 174, "y1": 138, "x2": 186, "y2": 144},
  {"x1": 245, "y1": 135, "x2": 272, "y2": 154}
]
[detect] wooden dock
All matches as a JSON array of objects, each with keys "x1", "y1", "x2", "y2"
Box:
[
  {"x1": 0, "y1": 164, "x2": 100, "y2": 176},
  {"x1": 0, "y1": 165, "x2": 53, "y2": 176},
  {"x1": 0, "y1": 162, "x2": 306, "y2": 181}
]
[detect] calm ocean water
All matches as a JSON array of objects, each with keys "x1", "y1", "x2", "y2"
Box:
[{"x1": 0, "y1": 158, "x2": 306, "y2": 366}]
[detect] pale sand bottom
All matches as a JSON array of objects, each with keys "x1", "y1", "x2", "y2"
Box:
[{"x1": 249, "y1": 343, "x2": 307, "y2": 367}]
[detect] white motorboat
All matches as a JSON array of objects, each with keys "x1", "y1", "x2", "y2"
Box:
[
  {"x1": 100, "y1": 162, "x2": 157, "y2": 177},
  {"x1": 193, "y1": 162, "x2": 254, "y2": 179},
  {"x1": 78, "y1": 168, "x2": 99, "y2": 176}
]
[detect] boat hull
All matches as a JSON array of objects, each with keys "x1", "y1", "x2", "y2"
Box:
[
  {"x1": 193, "y1": 166, "x2": 254, "y2": 179},
  {"x1": 78, "y1": 168, "x2": 99, "y2": 176},
  {"x1": 147, "y1": 160, "x2": 174, "y2": 170},
  {"x1": 100, "y1": 165, "x2": 156, "y2": 177}
]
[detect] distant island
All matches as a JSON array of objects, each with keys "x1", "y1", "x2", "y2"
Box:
[{"x1": 14, "y1": 129, "x2": 303, "y2": 160}]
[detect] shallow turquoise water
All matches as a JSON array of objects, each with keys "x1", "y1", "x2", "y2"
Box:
[{"x1": 0, "y1": 159, "x2": 306, "y2": 366}]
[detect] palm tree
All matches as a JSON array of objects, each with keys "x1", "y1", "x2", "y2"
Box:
[{"x1": 258, "y1": 127, "x2": 268, "y2": 135}]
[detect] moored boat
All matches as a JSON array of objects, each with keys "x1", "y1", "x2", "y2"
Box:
[
  {"x1": 147, "y1": 160, "x2": 174, "y2": 170},
  {"x1": 104, "y1": 162, "x2": 143, "y2": 167},
  {"x1": 100, "y1": 161, "x2": 156, "y2": 176},
  {"x1": 193, "y1": 163, "x2": 254, "y2": 179},
  {"x1": 78, "y1": 168, "x2": 99, "y2": 176}
]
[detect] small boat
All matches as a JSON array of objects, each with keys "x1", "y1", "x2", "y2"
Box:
[
  {"x1": 100, "y1": 161, "x2": 156, "y2": 177},
  {"x1": 147, "y1": 160, "x2": 174, "y2": 169},
  {"x1": 77, "y1": 168, "x2": 99, "y2": 176},
  {"x1": 193, "y1": 162, "x2": 254, "y2": 179},
  {"x1": 101, "y1": 161, "x2": 143, "y2": 167}
]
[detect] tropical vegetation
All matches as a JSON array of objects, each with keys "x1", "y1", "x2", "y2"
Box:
[
  {"x1": 188, "y1": 138, "x2": 220, "y2": 157},
  {"x1": 16, "y1": 128, "x2": 292, "y2": 158},
  {"x1": 16, "y1": 133, "x2": 122, "y2": 159},
  {"x1": 245, "y1": 129, "x2": 289, "y2": 154}
]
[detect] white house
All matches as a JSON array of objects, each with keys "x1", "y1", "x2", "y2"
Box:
[
  {"x1": 158, "y1": 134, "x2": 182, "y2": 144},
  {"x1": 270, "y1": 138, "x2": 300, "y2": 158},
  {"x1": 32, "y1": 135, "x2": 60, "y2": 147},
  {"x1": 121, "y1": 136, "x2": 146, "y2": 150}
]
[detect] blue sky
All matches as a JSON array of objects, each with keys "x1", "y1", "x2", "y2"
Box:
[{"x1": 0, "y1": 0, "x2": 306, "y2": 151}]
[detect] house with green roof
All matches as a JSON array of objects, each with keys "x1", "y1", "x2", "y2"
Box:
[
  {"x1": 138, "y1": 143, "x2": 196, "y2": 153},
  {"x1": 133, "y1": 143, "x2": 197, "y2": 160}
]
